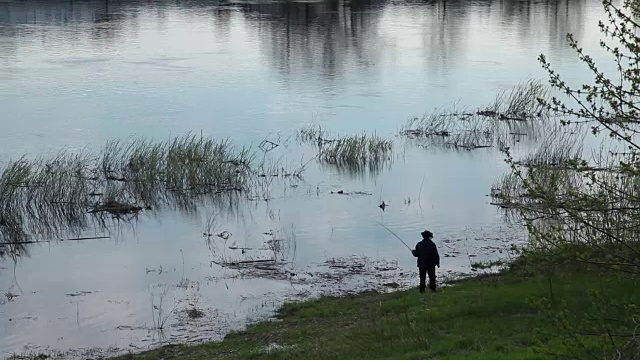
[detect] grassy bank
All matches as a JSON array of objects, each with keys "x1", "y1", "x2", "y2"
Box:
[{"x1": 118, "y1": 261, "x2": 640, "y2": 360}]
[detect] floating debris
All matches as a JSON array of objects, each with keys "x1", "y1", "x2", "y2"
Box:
[
  {"x1": 383, "y1": 282, "x2": 400, "y2": 288},
  {"x1": 330, "y1": 190, "x2": 372, "y2": 196},
  {"x1": 88, "y1": 201, "x2": 143, "y2": 216},
  {"x1": 5, "y1": 291, "x2": 18, "y2": 302},
  {"x1": 186, "y1": 308, "x2": 205, "y2": 319}
]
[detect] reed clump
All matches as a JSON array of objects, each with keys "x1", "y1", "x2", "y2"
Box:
[
  {"x1": 402, "y1": 79, "x2": 551, "y2": 150},
  {"x1": 101, "y1": 135, "x2": 252, "y2": 196},
  {"x1": 487, "y1": 78, "x2": 549, "y2": 118},
  {"x1": 298, "y1": 126, "x2": 393, "y2": 173},
  {"x1": 319, "y1": 133, "x2": 392, "y2": 167},
  {"x1": 0, "y1": 134, "x2": 253, "y2": 244},
  {"x1": 490, "y1": 131, "x2": 585, "y2": 211}
]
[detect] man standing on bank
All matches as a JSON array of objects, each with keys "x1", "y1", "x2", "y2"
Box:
[{"x1": 412, "y1": 230, "x2": 440, "y2": 293}]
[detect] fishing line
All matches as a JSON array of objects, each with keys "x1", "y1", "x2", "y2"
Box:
[{"x1": 375, "y1": 221, "x2": 412, "y2": 251}]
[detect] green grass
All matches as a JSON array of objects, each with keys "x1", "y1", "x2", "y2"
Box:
[{"x1": 116, "y1": 263, "x2": 640, "y2": 360}]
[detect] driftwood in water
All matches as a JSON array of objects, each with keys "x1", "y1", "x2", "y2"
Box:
[
  {"x1": 88, "y1": 201, "x2": 143, "y2": 215},
  {"x1": 1, "y1": 236, "x2": 110, "y2": 246},
  {"x1": 230, "y1": 259, "x2": 275, "y2": 265},
  {"x1": 62, "y1": 236, "x2": 111, "y2": 241}
]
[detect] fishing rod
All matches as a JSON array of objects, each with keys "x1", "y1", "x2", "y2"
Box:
[{"x1": 375, "y1": 221, "x2": 413, "y2": 251}]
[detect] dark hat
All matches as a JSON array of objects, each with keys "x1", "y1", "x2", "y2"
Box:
[{"x1": 421, "y1": 230, "x2": 433, "y2": 239}]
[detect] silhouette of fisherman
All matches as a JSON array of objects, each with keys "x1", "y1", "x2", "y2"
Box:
[{"x1": 412, "y1": 230, "x2": 440, "y2": 293}]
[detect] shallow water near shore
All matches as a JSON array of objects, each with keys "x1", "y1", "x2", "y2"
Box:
[{"x1": 0, "y1": 0, "x2": 611, "y2": 357}]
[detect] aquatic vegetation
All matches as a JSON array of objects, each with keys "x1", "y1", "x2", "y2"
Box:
[
  {"x1": 491, "y1": 129, "x2": 640, "y2": 256},
  {"x1": 487, "y1": 78, "x2": 549, "y2": 118},
  {"x1": 254, "y1": 152, "x2": 312, "y2": 178},
  {"x1": 319, "y1": 133, "x2": 392, "y2": 168},
  {"x1": 296, "y1": 125, "x2": 329, "y2": 145},
  {"x1": 102, "y1": 135, "x2": 253, "y2": 199},
  {"x1": 150, "y1": 284, "x2": 180, "y2": 333},
  {"x1": 512, "y1": 130, "x2": 584, "y2": 168},
  {"x1": 207, "y1": 225, "x2": 297, "y2": 272},
  {"x1": 402, "y1": 80, "x2": 551, "y2": 150},
  {"x1": 490, "y1": 131, "x2": 585, "y2": 212},
  {"x1": 0, "y1": 134, "x2": 254, "y2": 245},
  {"x1": 298, "y1": 126, "x2": 393, "y2": 173}
]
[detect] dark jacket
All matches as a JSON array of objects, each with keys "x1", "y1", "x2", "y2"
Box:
[{"x1": 412, "y1": 239, "x2": 440, "y2": 268}]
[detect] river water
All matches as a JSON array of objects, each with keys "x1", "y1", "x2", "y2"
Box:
[{"x1": 0, "y1": 0, "x2": 609, "y2": 357}]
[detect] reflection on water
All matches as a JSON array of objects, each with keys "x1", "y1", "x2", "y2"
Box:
[
  {"x1": 0, "y1": 0, "x2": 601, "y2": 157},
  {"x1": 0, "y1": 0, "x2": 609, "y2": 357}
]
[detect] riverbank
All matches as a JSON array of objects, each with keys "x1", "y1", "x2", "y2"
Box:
[{"x1": 117, "y1": 259, "x2": 640, "y2": 360}]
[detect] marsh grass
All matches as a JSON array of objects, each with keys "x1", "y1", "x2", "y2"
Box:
[
  {"x1": 150, "y1": 284, "x2": 181, "y2": 333},
  {"x1": 205, "y1": 220, "x2": 298, "y2": 283},
  {"x1": 319, "y1": 133, "x2": 392, "y2": 170},
  {"x1": 103, "y1": 135, "x2": 253, "y2": 198},
  {"x1": 264, "y1": 226, "x2": 297, "y2": 263},
  {"x1": 402, "y1": 80, "x2": 551, "y2": 150},
  {"x1": 492, "y1": 130, "x2": 585, "y2": 204},
  {"x1": 0, "y1": 134, "x2": 254, "y2": 245},
  {"x1": 254, "y1": 152, "x2": 311, "y2": 178},
  {"x1": 296, "y1": 125, "x2": 329, "y2": 145},
  {"x1": 488, "y1": 78, "x2": 549, "y2": 117},
  {"x1": 404, "y1": 112, "x2": 547, "y2": 151},
  {"x1": 489, "y1": 130, "x2": 640, "y2": 246},
  {"x1": 513, "y1": 130, "x2": 585, "y2": 169},
  {"x1": 298, "y1": 126, "x2": 393, "y2": 173}
]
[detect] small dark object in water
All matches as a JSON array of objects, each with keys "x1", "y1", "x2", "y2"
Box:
[
  {"x1": 88, "y1": 200, "x2": 143, "y2": 216},
  {"x1": 106, "y1": 175, "x2": 128, "y2": 182},
  {"x1": 62, "y1": 236, "x2": 110, "y2": 241},
  {"x1": 5, "y1": 292, "x2": 18, "y2": 302},
  {"x1": 228, "y1": 259, "x2": 275, "y2": 266},
  {"x1": 186, "y1": 308, "x2": 205, "y2": 319},
  {"x1": 464, "y1": 145, "x2": 492, "y2": 150},
  {"x1": 383, "y1": 282, "x2": 400, "y2": 288},
  {"x1": 404, "y1": 129, "x2": 450, "y2": 137},
  {"x1": 477, "y1": 110, "x2": 498, "y2": 117},
  {"x1": 498, "y1": 114, "x2": 526, "y2": 121},
  {"x1": 225, "y1": 159, "x2": 243, "y2": 166},
  {"x1": 379, "y1": 201, "x2": 386, "y2": 210}
]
